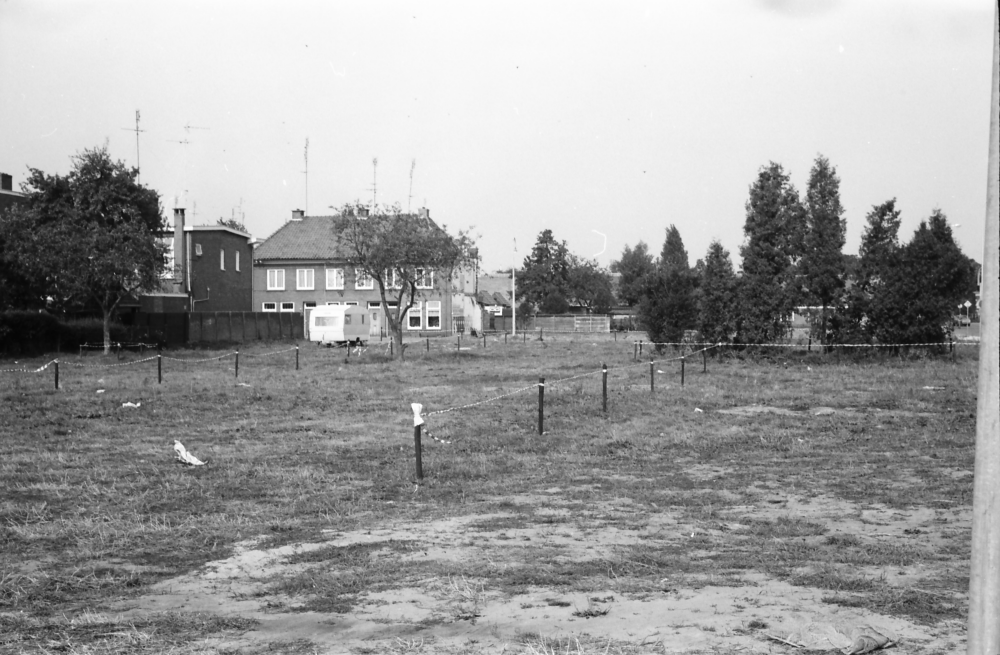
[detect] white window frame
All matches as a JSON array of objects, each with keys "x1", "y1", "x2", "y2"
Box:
[
  {"x1": 326, "y1": 301, "x2": 341, "y2": 306},
  {"x1": 280, "y1": 302, "x2": 295, "y2": 312},
  {"x1": 415, "y1": 268, "x2": 434, "y2": 289},
  {"x1": 220, "y1": 249, "x2": 226, "y2": 271},
  {"x1": 267, "y1": 269, "x2": 285, "y2": 291},
  {"x1": 194, "y1": 243, "x2": 203, "y2": 256},
  {"x1": 355, "y1": 268, "x2": 374, "y2": 290},
  {"x1": 367, "y1": 301, "x2": 383, "y2": 310},
  {"x1": 262, "y1": 302, "x2": 277, "y2": 312},
  {"x1": 235, "y1": 251, "x2": 240, "y2": 272},
  {"x1": 296, "y1": 268, "x2": 315, "y2": 291},
  {"x1": 426, "y1": 300, "x2": 442, "y2": 330},
  {"x1": 407, "y1": 301, "x2": 423, "y2": 330},
  {"x1": 385, "y1": 269, "x2": 403, "y2": 289},
  {"x1": 344, "y1": 301, "x2": 359, "y2": 306},
  {"x1": 303, "y1": 301, "x2": 317, "y2": 309},
  {"x1": 326, "y1": 268, "x2": 345, "y2": 290}
]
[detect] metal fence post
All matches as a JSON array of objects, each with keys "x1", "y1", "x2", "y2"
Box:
[
  {"x1": 602, "y1": 363, "x2": 607, "y2": 413},
  {"x1": 538, "y1": 377, "x2": 545, "y2": 435}
]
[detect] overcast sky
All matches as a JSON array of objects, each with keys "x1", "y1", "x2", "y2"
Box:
[{"x1": 1, "y1": 0, "x2": 994, "y2": 272}]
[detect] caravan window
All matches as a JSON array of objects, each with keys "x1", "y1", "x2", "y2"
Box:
[{"x1": 315, "y1": 316, "x2": 342, "y2": 327}]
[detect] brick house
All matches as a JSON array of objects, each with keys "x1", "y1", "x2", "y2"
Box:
[
  {"x1": 252, "y1": 208, "x2": 480, "y2": 336},
  {"x1": 141, "y1": 207, "x2": 254, "y2": 312}
]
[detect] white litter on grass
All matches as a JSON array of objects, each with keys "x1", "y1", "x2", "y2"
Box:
[
  {"x1": 174, "y1": 440, "x2": 205, "y2": 466},
  {"x1": 694, "y1": 408, "x2": 703, "y2": 413},
  {"x1": 922, "y1": 386, "x2": 946, "y2": 390},
  {"x1": 122, "y1": 402, "x2": 141, "y2": 408},
  {"x1": 96, "y1": 389, "x2": 105, "y2": 394}
]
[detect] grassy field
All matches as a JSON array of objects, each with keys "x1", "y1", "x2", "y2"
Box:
[{"x1": 0, "y1": 335, "x2": 980, "y2": 654}]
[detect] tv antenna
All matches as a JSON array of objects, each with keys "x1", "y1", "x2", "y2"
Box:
[
  {"x1": 183, "y1": 122, "x2": 210, "y2": 133},
  {"x1": 303, "y1": 138, "x2": 309, "y2": 214},
  {"x1": 408, "y1": 159, "x2": 416, "y2": 213},
  {"x1": 120, "y1": 110, "x2": 145, "y2": 183}
]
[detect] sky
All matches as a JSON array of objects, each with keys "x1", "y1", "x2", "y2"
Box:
[{"x1": 1, "y1": 0, "x2": 995, "y2": 273}]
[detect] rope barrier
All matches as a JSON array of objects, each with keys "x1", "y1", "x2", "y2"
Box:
[
  {"x1": 0, "y1": 360, "x2": 57, "y2": 374},
  {"x1": 242, "y1": 347, "x2": 298, "y2": 358},
  {"x1": 161, "y1": 352, "x2": 238, "y2": 363},
  {"x1": 64, "y1": 356, "x2": 159, "y2": 369}
]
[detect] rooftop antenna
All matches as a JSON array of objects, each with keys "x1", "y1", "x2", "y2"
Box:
[
  {"x1": 371, "y1": 157, "x2": 378, "y2": 211},
  {"x1": 408, "y1": 159, "x2": 416, "y2": 213},
  {"x1": 120, "y1": 110, "x2": 145, "y2": 183},
  {"x1": 183, "y1": 122, "x2": 210, "y2": 133},
  {"x1": 303, "y1": 138, "x2": 309, "y2": 215}
]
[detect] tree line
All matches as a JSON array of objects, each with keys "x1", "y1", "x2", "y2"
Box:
[
  {"x1": 517, "y1": 155, "x2": 979, "y2": 346},
  {"x1": 618, "y1": 156, "x2": 980, "y2": 345}
]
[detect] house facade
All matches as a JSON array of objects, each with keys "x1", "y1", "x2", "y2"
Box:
[
  {"x1": 141, "y1": 207, "x2": 254, "y2": 313},
  {"x1": 252, "y1": 208, "x2": 481, "y2": 336}
]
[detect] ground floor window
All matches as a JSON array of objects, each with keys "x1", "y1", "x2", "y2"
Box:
[
  {"x1": 262, "y1": 302, "x2": 277, "y2": 312},
  {"x1": 407, "y1": 302, "x2": 422, "y2": 330},
  {"x1": 280, "y1": 302, "x2": 294, "y2": 312},
  {"x1": 344, "y1": 301, "x2": 359, "y2": 306},
  {"x1": 303, "y1": 301, "x2": 317, "y2": 309},
  {"x1": 326, "y1": 301, "x2": 340, "y2": 306},
  {"x1": 426, "y1": 301, "x2": 441, "y2": 329}
]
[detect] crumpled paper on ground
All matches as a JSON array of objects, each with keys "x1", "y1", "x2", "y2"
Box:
[
  {"x1": 766, "y1": 617, "x2": 897, "y2": 653},
  {"x1": 174, "y1": 440, "x2": 205, "y2": 466}
]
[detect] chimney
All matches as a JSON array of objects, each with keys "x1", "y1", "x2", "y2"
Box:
[
  {"x1": 173, "y1": 208, "x2": 186, "y2": 291},
  {"x1": 1, "y1": 173, "x2": 11, "y2": 191},
  {"x1": 291, "y1": 209, "x2": 305, "y2": 221}
]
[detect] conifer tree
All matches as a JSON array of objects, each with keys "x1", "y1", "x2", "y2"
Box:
[
  {"x1": 800, "y1": 155, "x2": 846, "y2": 343},
  {"x1": 698, "y1": 240, "x2": 738, "y2": 344},
  {"x1": 737, "y1": 162, "x2": 806, "y2": 344},
  {"x1": 639, "y1": 225, "x2": 697, "y2": 344}
]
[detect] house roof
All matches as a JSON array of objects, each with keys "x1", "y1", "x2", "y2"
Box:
[{"x1": 254, "y1": 215, "x2": 349, "y2": 261}]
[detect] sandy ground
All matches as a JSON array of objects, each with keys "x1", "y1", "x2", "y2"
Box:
[{"x1": 113, "y1": 481, "x2": 970, "y2": 654}]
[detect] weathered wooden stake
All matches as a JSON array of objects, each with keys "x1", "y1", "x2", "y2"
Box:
[
  {"x1": 483, "y1": 332, "x2": 486, "y2": 349},
  {"x1": 235, "y1": 349, "x2": 239, "y2": 378},
  {"x1": 537, "y1": 377, "x2": 545, "y2": 435},
  {"x1": 649, "y1": 360, "x2": 654, "y2": 393},
  {"x1": 427, "y1": 338, "x2": 430, "y2": 352},
  {"x1": 158, "y1": 354, "x2": 162, "y2": 384},
  {"x1": 414, "y1": 423, "x2": 424, "y2": 480},
  {"x1": 296, "y1": 345, "x2": 300, "y2": 370},
  {"x1": 602, "y1": 363, "x2": 607, "y2": 413},
  {"x1": 681, "y1": 357, "x2": 685, "y2": 387},
  {"x1": 54, "y1": 360, "x2": 59, "y2": 390},
  {"x1": 703, "y1": 349, "x2": 707, "y2": 373}
]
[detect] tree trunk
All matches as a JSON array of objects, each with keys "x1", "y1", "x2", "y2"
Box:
[
  {"x1": 393, "y1": 326, "x2": 405, "y2": 361},
  {"x1": 103, "y1": 309, "x2": 112, "y2": 355}
]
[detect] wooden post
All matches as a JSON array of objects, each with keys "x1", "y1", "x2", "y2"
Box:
[
  {"x1": 426, "y1": 337, "x2": 430, "y2": 352},
  {"x1": 808, "y1": 337, "x2": 812, "y2": 352},
  {"x1": 483, "y1": 332, "x2": 486, "y2": 349},
  {"x1": 968, "y1": 8, "x2": 1000, "y2": 652},
  {"x1": 703, "y1": 349, "x2": 707, "y2": 373},
  {"x1": 537, "y1": 377, "x2": 545, "y2": 435},
  {"x1": 633, "y1": 342, "x2": 637, "y2": 362},
  {"x1": 235, "y1": 349, "x2": 239, "y2": 378},
  {"x1": 296, "y1": 345, "x2": 300, "y2": 371},
  {"x1": 414, "y1": 423, "x2": 424, "y2": 480},
  {"x1": 649, "y1": 360, "x2": 654, "y2": 393},
  {"x1": 390, "y1": 340, "x2": 393, "y2": 357},
  {"x1": 681, "y1": 357, "x2": 685, "y2": 387},
  {"x1": 639, "y1": 341, "x2": 643, "y2": 358},
  {"x1": 505, "y1": 332, "x2": 508, "y2": 345},
  {"x1": 602, "y1": 363, "x2": 607, "y2": 413},
  {"x1": 157, "y1": 354, "x2": 162, "y2": 384},
  {"x1": 54, "y1": 360, "x2": 59, "y2": 390}
]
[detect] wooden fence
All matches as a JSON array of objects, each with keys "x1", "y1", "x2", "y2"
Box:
[{"x1": 130, "y1": 312, "x2": 304, "y2": 345}]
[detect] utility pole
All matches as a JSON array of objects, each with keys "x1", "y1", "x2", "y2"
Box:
[
  {"x1": 121, "y1": 110, "x2": 145, "y2": 183},
  {"x1": 303, "y1": 138, "x2": 309, "y2": 215},
  {"x1": 408, "y1": 159, "x2": 416, "y2": 213},
  {"x1": 512, "y1": 238, "x2": 517, "y2": 337}
]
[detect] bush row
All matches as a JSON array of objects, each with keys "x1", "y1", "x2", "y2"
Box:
[{"x1": 0, "y1": 312, "x2": 131, "y2": 356}]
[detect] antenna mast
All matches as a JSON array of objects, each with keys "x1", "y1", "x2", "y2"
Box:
[
  {"x1": 408, "y1": 159, "x2": 416, "y2": 213},
  {"x1": 371, "y1": 157, "x2": 378, "y2": 210},
  {"x1": 304, "y1": 138, "x2": 309, "y2": 214},
  {"x1": 121, "y1": 110, "x2": 145, "y2": 183}
]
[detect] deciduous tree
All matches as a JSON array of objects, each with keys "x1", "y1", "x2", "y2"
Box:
[
  {"x1": 610, "y1": 241, "x2": 654, "y2": 308},
  {"x1": 0, "y1": 146, "x2": 165, "y2": 352},
  {"x1": 567, "y1": 256, "x2": 615, "y2": 314},
  {"x1": 338, "y1": 203, "x2": 477, "y2": 360}
]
